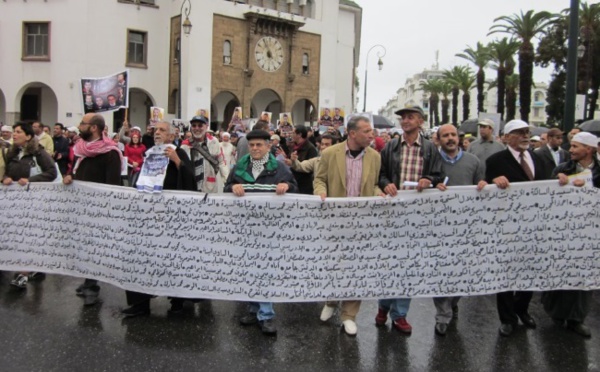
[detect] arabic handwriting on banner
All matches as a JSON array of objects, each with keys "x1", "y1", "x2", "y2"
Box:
[
  {"x1": 81, "y1": 70, "x2": 129, "y2": 113},
  {"x1": 136, "y1": 145, "x2": 172, "y2": 193},
  {"x1": 0, "y1": 181, "x2": 599, "y2": 302}
]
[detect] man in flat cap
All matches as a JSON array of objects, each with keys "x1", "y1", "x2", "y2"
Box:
[
  {"x1": 224, "y1": 129, "x2": 298, "y2": 336},
  {"x1": 376, "y1": 105, "x2": 444, "y2": 335},
  {"x1": 467, "y1": 118, "x2": 504, "y2": 171}
]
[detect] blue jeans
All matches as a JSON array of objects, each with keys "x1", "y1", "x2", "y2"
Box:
[
  {"x1": 378, "y1": 298, "x2": 411, "y2": 320},
  {"x1": 248, "y1": 302, "x2": 274, "y2": 321}
]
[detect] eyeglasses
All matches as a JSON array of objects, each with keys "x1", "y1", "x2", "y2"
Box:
[
  {"x1": 510, "y1": 129, "x2": 530, "y2": 136},
  {"x1": 191, "y1": 123, "x2": 206, "y2": 128}
]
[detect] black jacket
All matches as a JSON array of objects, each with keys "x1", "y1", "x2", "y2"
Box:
[
  {"x1": 485, "y1": 148, "x2": 549, "y2": 183},
  {"x1": 379, "y1": 135, "x2": 445, "y2": 188},
  {"x1": 290, "y1": 139, "x2": 318, "y2": 194},
  {"x1": 534, "y1": 145, "x2": 570, "y2": 179},
  {"x1": 552, "y1": 158, "x2": 600, "y2": 188}
]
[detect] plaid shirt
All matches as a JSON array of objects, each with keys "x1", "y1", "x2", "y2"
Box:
[
  {"x1": 399, "y1": 135, "x2": 424, "y2": 190},
  {"x1": 345, "y1": 143, "x2": 364, "y2": 197}
]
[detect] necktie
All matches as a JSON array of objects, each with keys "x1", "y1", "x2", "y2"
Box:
[{"x1": 520, "y1": 152, "x2": 534, "y2": 181}]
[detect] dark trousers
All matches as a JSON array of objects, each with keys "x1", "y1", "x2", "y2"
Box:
[
  {"x1": 125, "y1": 291, "x2": 185, "y2": 308},
  {"x1": 496, "y1": 291, "x2": 533, "y2": 324}
]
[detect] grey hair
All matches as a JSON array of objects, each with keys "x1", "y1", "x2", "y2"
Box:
[
  {"x1": 347, "y1": 116, "x2": 370, "y2": 133},
  {"x1": 156, "y1": 121, "x2": 176, "y2": 134}
]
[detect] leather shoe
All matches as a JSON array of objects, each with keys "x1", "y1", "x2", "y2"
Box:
[
  {"x1": 320, "y1": 305, "x2": 335, "y2": 322},
  {"x1": 122, "y1": 304, "x2": 150, "y2": 318},
  {"x1": 499, "y1": 323, "x2": 514, "y2": 337},
  {"x1": 435, "y1": 322, "x2": 448, "y2": 336},
  {"x1": 517, "y1": 313, "x2": 536, "y2": 329},
  {"x1": 259, "y1": 319, "x2": 277, "y2": 335},
  {"x1": 452, "y1": 305, "x2": 459, "y2": 319},
  {"x1": 239, "y1": 313, "x2": 258, "y2": 326},
  {"x1": 392, "y1": 317, "x2": 412, "y2": 334},
  {"x1": 566, "y1": 322, "x2": 591, "y2": 338},
  {"x1": 342, "y1": 320, "x2": 358, "y2": 336},
  {"x1": 375, "y1": 308, "x2": 388, "y2": 326}
]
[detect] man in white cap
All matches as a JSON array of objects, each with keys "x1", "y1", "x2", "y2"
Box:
[
  {"x1": 541, "y1": 131, "x2": 599, "y2": 338},
  {"x1": 485, "y1": 119, "x2": 550, "y2": 337},
  {"x1": 1, "y1": 125, "x2": 13, "y2": 145},
  {"x1": 467, "y1": 118, "x2": 505, "y2": 170}
]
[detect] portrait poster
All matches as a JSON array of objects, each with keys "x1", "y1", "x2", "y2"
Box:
[
  {"x1": 260, "y1": 111, "x2": 272, "y2": 124},
  {"x1": 136, "y1": 145, "x2": 172, "y2": 193},
  {"x1": 230, "y1": 107, "x2": 244, "y2": 133},
  {"x1": 196, "y1": 108, "x2": 210, "y2": 120},
  {"x1": 319, "y1": 107, "x2": 332, "y2": 126},
  {"x1": 278, "y1": 112, "x2": 294, "y2": 139},
  {"x1": 150, "y1": 107, "x2": 165, "y2": 127},
  {"x1": 81, "y1": 70, "x2": 129, "y2": 114},
  {"x1": 332, "y1": 107, "x2": 345, "y2": 127},
  {"x1": 171, "y1": 119, "x2": 187, "y2": 135}
]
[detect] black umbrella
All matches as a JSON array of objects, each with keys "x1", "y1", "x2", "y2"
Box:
[
  {"x1": 530, "y1": 126, "x2": 550, "y2": 136},
  {"x1": 579, "y1": 120, "x2": 600, "y2": 135},
  {"x1": 458, "y1": 119, "x2": 479, "y2": 135},
  {"x1": 373, "y1": 115, "x2": 396, "y2": 129}
]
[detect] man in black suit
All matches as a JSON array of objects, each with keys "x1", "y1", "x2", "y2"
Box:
[
  {"x1": 535, "y1": 128, "x2": 570, "y2": 176},
  {"x1": 485, "y1": 119, "x2": 550, "y2": 337}
]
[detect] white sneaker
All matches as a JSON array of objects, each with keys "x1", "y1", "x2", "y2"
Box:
[
  {"x1": 342, "y1": 319, "x2": 358, "y2": 335},
  {"x1": 320, "y1": 305, "x2": 335, "y2": 322}
]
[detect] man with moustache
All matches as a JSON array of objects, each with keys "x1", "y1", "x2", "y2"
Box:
[
  {"x1": 434, "y1": 124, "x2": 487, "y2": 336},
  {"x1": 63, "y1": 113, "x2": 122, "y2": 306},
  {"x1": 376, "y1": 106, "x2": 444, "y2": 335},
  {"x1": 485, "y1": 119, "x2": 550, "y2": 337}
]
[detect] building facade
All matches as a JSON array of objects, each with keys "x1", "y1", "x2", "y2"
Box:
[
  {"x1": 379, "y1": 66, "x2": 550, "y2": 128},
  {"x1": 0, "y1": 0, "x2": 362, "y2": 131}
]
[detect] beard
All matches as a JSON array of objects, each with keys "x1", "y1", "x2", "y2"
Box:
[{"x1": 79, "y1": 129, "x2": 93, "y2": 141}]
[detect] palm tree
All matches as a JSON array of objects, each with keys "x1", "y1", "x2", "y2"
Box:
[
  {"x1": 505, "y1": 74, "x2": 520, "y2": 121},
  {"x1": 439, "y1": 80, "x2": 453, "y2": 124},
  {"x1": 456, "y1": 42, "x2": 491, "y2": 114},
  {"x1": 488, "y1": 38, "x2": 520, "y2": 120},
  {"x1": 419, "y1": 78, "x2": 442, "y2": 126},
  {"x1": 456, "y1": 68, "x2": 477, "y2": 122},
  {"x1": 489, "y1": 10, "x2": 555, "y2": 123},
  {"x1": 576, "y1": 2, "x2": 600, "y2": 119},
  {"x1": 443, "y1": 66, "x2": 468, "y2": 125}
]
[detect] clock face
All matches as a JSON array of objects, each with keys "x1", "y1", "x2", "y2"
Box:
[{"x1": 255, "y1": 36, "x2": 284, "y2": 73}]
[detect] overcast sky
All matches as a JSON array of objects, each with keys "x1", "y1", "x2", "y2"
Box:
[{"x1": 356, "y1": 0, "x2": 573, "y2": 112}]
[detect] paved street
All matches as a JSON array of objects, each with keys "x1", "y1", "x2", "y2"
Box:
[{"x1": 0, "y1": 272, "x2": 598, "y2": 372}]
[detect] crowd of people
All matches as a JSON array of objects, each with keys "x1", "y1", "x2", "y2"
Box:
[{"x1": 0, "y1": 105, "x2": 598, "y2": 338}]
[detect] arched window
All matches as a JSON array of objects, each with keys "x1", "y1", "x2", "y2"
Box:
[
  {"x1": 302, "y1": 53, "x2": 309, "y2": 75},
  {"x1": 223, "y1": 40, "x2": 232, "y2": 65}
]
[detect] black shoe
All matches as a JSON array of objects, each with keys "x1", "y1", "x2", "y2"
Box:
[
  {"x1": 452, "y1": 305, "x2": 459, "y2": 319},
  {"x1": 566, "y1": 321, "x2": 591, "y2": 338},
  {"x1": 27, "y1": 272, "x2": 46, "y2": 281},
  {"x1": 259, "y1": 319, "x2": 277, "y2": 335},
  {"x1": 499, "y1": 323, "x2": 514, "y2": 337},
  {"x1": 122, "y1": 304, "x2": 150, "y2": 318},
  {"x1": 75, "y1": 284, "x2": 85, "y2": 297},
  {"x1": 239, "y1": 313, "x2": 258, "y2": 326},
  {"x1": 168, "y1": 301, "x2": 184, "y2": 315},
  {"x1": 83, "y1": 296, "x2": 100, "y2": 306},
  {"x1": 435, "y1": 322, "x2": 448, "y2": 336},
  {"x1": 517, "y1": 313, "x2": 536, "y2": 329}
]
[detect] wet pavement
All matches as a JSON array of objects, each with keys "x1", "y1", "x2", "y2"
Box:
[{"x1": 0, "y1": 272, "x2": 599, "y2": 372}]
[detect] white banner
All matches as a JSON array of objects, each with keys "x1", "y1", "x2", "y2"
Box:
[{"x1": 0, "y1": 181, "x2": 599, "y2": 302}]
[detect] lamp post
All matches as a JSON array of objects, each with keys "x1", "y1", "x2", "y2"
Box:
[
  {"x1": 562, "y1": 0, "x2": 579, "y2": 134},
  {"x1": 579, "y1": 26, "x2": 594, "y2": 121},
  {"x1": 177, "y1": 0, "x2": 192, "y2": 120},
  {"x1": 363, "y1": 44, "x2": 386, "y2": 113}
]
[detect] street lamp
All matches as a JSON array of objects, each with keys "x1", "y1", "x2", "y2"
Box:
[
  {"x1": 579, "y1": 25, "x2": 594, "y2": 120},
  {"x1": 363, "y1": 44, "x2": 386, "y2": 113},
  {"x1": 178, "y1": 0, "x2": 192, "y2": 119}
]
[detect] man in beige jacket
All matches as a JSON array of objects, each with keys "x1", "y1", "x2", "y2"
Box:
[{"x1": 313, "y1": 116, "x2": 384, "y2": 336}]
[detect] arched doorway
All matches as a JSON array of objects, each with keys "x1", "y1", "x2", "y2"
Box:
[
  {"x1": 291, "y1": 98, "x2": 317, "y2": 127},
  {"x1": 212, "y1": 91, "x2": 240, "y2": 131},
  {"x1": 114, "y1": 88, "x2": 156, "y2": 132},
  {"x1": 0, "y1": 89, "x2": 6, "y2": 125},
  {"x1": 251, "y1": 89, "x2": 282, "y2": 125},
  {"x1": 15, "y1": 82, "x2": 58, "y2": 125}
]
